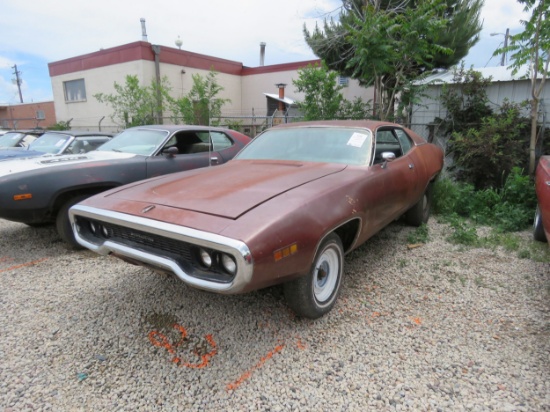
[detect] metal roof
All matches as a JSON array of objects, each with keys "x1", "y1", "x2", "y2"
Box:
[
  {"x1": 416, "y1": 65, "x2": 536, "y2": 85},
  {"x1": 263, "y1": 93, "x2": 296, "y2": 105}
]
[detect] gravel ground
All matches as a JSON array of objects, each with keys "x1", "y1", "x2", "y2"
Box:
[{"x1": 0, "y1": 217, "x2": 549, "y2": 412}]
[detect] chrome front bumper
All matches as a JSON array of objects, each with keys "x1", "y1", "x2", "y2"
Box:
[{"x1": 69, "y1": 204, "x2": 254, "y2": 294}]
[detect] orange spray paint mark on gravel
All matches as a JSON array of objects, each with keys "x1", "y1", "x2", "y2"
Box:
[
  {"x1": 148, "y1": 323, "x2": 217, "y2": 369},
  {"x1": 0, "y1": 258, "x2": 48, "y2": 274},
  {"x1": 226, "y1": 343, "x2": 285, "y2": 391}
]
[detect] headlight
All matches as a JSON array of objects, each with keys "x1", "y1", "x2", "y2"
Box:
[
  {"x1": 199, "y1": 248, "x2": 212, "y2": 268},
  {"x1": 221, "y1": 254, "x2": 236, "y2": 275},
  {"x1": 89, "y1": 221, "x2": 97, "y2": 234},
  {"x1": 101, "y1": 225, "x2": 110, "y2": 237}
]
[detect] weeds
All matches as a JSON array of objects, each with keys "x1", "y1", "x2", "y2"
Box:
[
  {"x1": 433, "y1": 168, "x2": 536, "y2": 232},
  {"x1": 407, "y1": 223, "x2": 429, "y2": 244}
]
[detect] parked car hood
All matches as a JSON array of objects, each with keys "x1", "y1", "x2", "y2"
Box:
[
  {"x1": 105, "y1": 160, "x2": 347, "y2": 219},
  {"x1": 0, "y1": 150, "x2": 138, "y2": 177}
]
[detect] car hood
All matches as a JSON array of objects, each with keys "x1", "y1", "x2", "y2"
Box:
[
  {"x1": 0, "y1": 150, "x2": 138, "y2": 177},
  {"x1": 0, "y1": 149, "x2": 45, "y2": 160},
  {"x1": 106, "y1": 160, "x2": 347, "y2": 219}
]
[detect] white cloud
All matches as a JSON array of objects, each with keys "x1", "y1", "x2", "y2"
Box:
[
  {"x1": 479, "y1": 0, "x2": 529, "y2": 36},
  {"x1": 0, "y1": 0, "x2": 341, "y2": 66}
]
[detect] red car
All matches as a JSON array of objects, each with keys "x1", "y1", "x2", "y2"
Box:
[
  {"x1": 534, "y1": 155, "x2": 550, "y2": 244},
  {"x1": 70, "y1": 121, "x2": 444, "y2": 318}
]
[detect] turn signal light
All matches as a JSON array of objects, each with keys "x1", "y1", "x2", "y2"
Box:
[
  {"x1": 13, "y1": 194, "x2": 32, "y2": 201},
  {"x1": 274, "y1": 242, "x2": 298, "y2": 262}
]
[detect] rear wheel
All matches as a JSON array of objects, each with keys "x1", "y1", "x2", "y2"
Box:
[
  {"x1": 284, "y1": 233, "x2": 344, "y2": 319},
  {"x1": 56, "y1": 195, "x2": 89, "y2": 250},
  {"x1": 533, "y1": 205, "x2": 547, "y2": 242},
  {"x1": 406, "y1": 183, "x2": 433, "y2": 226}
]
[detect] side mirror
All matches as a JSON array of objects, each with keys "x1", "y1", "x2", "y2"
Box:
[
  {"x1": 162, "y1": 146, "x2": 179, "y2": 157},
  {"x1": 381, "y1": 152, "x2": 396, "y2": 169}
]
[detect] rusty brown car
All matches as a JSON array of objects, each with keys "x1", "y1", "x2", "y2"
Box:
[
  {"x1": 534, "y1": 155, "x2": 550, "y2": 244},
  {"x1": 69, "y1": 121, "x2": 444, "y2": 318}
]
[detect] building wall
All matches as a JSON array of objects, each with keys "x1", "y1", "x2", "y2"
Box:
[
  {"x1": 0, "y1": 101, "x2": 56, "y2": 130},
  {"x1": 241, "y1": 64, "x2": 375, "y2": 116},
  {"x1": 49, "y1": 41, "x2": 374, "y2": 134}
]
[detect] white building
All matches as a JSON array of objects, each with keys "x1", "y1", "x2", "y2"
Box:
[{"x1": 48, "y1": 41, "x2": 374, "y2": 134}]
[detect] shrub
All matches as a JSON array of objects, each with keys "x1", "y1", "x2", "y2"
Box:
[
  {"x1": 448, "y1": 101, "x2": 529, "y2": 189},
  {"x1": 433, "y1": 167, "x2": 536, "y2": 232}
]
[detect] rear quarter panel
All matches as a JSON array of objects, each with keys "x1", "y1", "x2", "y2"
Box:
[{"x1": 536, "y1": 156, "x2": 550, "y2": 241}]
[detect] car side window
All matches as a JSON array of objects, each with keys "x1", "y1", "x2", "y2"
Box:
[
  {"x1": 209, "y1": 132, "x2": 233, "y2": 151},
  {"x1": 169, "y1": 132, "x2": 211, "y2": 155},
  {"x1": 394, "y1": 129, "x2": 414, "y2": 155},
  {"x1": 373, "y1": 129, "x2": 402, "y2": 164}
]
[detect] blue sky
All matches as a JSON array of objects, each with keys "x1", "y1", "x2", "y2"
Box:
[{"x1": 0, "y1": 0, "x2": 529, "y2": 104}]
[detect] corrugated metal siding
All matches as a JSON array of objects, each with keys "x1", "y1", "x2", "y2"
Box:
[{"x1": 412, "y1": 79, "x2": 550, "y2": 125}]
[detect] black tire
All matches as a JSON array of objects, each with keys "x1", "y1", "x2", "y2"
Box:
[
  {"x1": 533, "y1": 205, "x2": 547, "y2": 242},
  {"x1": 405, "y1": 183, "x2": 433, "y2": 227},
  {"x1": 283, "y1": 233, "x2": 344, "y2": 319},
  {"x1": 56, "y1": 195, "x2": 90, "y2": 250}
]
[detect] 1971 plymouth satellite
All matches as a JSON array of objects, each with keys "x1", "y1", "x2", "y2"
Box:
[
  {"x1": 70, "y1": 120, "x2": 444, "y2": 318},
  {"x1": 0, "y1": 125, "x2": 251, "y2": 247},
  {"x1": 534, "y1": 155, "x2": 550, "y2": 244},
  {"x1": 0, "y1": 130, "x2": 113, "y2": 160}
]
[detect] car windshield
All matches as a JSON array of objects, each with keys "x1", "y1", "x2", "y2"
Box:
[
  {"x1": 236, "y1": 127, "x2": 373, "y2": 165},
  {"x1": 0, "y1": 132, "x2": 25, "y2": 147},
  {"x1": 97, "y1": 129, "x2": 168, "y2": 156},
  {"x1": 28, "y1": 133, "x2": 71, "y2": 154}
]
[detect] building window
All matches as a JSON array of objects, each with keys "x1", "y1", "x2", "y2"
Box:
[
  {"x1": 36, "y1": 110, "x2": 45, "y2": 120},
  {"x1": 63, "y1": 79, "x2": 87, "y2": 102},
  {"x1": 338, "y1": 76, "x2": 349, "y2": 87}
]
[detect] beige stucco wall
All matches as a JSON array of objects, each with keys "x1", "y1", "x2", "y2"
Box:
[
  {"x1": 51, "y1": 58, "x2": 374, "y2": 132},
  {"x1": 52, "y1": 61, "x2": 243, "y2": 131},
  {"x1": 52, "y1": 60, "x2": 156, "y2": 131}
]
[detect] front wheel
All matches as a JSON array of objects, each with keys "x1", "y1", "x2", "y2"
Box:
[
  {"x1": 533, "y1": 205, "x2": 547, "y2": 242},
  {"x1": 56, "y1": 195, "x2": 90, "y2": 250},
  {"x1": 284, "y1": 233, "x2": 344, "y2": 319}
]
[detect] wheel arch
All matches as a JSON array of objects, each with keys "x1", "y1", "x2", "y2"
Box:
[
  {"x1": 330, "y1": 217, "x2": 362, "y2": 254},
  {"x1": 49, "y1": 184, "x2": 120, "y2": 220}
]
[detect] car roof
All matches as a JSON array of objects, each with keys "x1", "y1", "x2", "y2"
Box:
[
  {"x1": 4, "y1": 129, "x2": 45, "y2": 135},
  {"x1": 125, "y1": 125, "x2": 234, "y2": 133},
  {"x1": 73, "y1": 135, "x2": 112, "y2": 140},
  {"x1": 272, "y1": 120, "x2": 403, "y2": 130},
  {"x1": 42, "y1": 130, "x2": 113, "y2": 137}
]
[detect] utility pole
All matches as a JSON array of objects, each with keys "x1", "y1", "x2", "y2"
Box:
[
  {"x1": 501, "y1": 28, "x2": 510, "y2": 67},
  {"x1": 12, "y1": 64, "x2": 23, "y2": 103}
]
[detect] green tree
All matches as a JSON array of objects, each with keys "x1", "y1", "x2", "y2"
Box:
[
  {"x1": 438, "y1": 63, "x2": 493, "y2": 134},
  {"x1": 304, "y1": 0, "x2": 483, "y2": 120},
  {"x1": 94, "y1": 75, "x2": 170, "y2": 128},
  {"x1": 168, "y1": 70, "x2": 230, "y2": 126},
  {"x1": 293, "y1": 62, "x2": 372, "y2": 120},
  {"x1": 494, "y1": 0, "x2": 550, "y2": 175}
]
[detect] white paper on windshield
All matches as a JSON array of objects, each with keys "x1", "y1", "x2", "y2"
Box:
[
  {"x1": 55, "y1": 139, "x2": 65, "y2": 147},
  {"x1": 347, "y1": 132, "x2": 368, "y2": 148}
]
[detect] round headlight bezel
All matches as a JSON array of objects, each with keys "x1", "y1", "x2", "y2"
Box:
[
  {"x1": 199, "y1": 248, "x2": 213, "y2": 268},
  {"x1": 221, "y1": 253, "x2": 237, "y2": 275}
]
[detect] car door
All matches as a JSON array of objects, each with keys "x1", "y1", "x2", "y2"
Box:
[
  {"x1": 144, "y1": 130, "x2": 222, "y2": 178},
  {"x1": 362, "y1": 127, "x2": 420, "y2": 231}
]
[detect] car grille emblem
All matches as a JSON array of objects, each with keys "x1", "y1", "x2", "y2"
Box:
[{"x1": 142, "y1": 205, "x2": 156, "y2": 214}]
